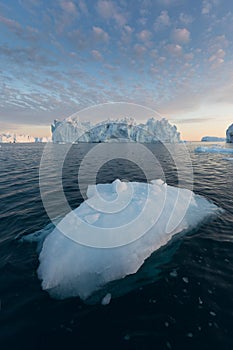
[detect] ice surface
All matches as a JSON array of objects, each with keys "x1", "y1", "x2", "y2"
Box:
[
  {"x1": 101, "y1": 293, "x2": 112, "y2": 305},
  {"x1": 195, "y1": 146, "x2": 233, "y2": 154},
  {"x1": 51, "y1": 117, "x2": 181, "y2": 143},
  {"x1": 28, "y1": 179, "x2": 222, "y2": 301}
]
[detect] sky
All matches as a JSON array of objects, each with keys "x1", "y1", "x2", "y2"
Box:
[{"x1": 0, "y1": 0, "x2": 233, "y2": 140}]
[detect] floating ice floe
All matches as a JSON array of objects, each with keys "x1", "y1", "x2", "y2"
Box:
[
  {"x1": 24, "y1": 179, "x2": 222, "y2": 301},
  {"x1": 222, "y1": 157, "x2": 233, "y2": 161},
  {"x1": 201, "y1": 136, "x2": 226, "y2": 142},
  {"x1": 195, "y1": 146, "x2": 233, "y2": 154}
]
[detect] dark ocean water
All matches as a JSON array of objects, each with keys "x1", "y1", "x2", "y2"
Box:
[{"x1": 0, "y1": 142, "x2": 233, "y2": 350}]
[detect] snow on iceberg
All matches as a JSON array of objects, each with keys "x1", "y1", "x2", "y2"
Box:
[
  {"x1": 51, "y1": 117, "x2": 181, "y2": 143},
  {"x1": 195, "y1": 146, "x2": 233, "y2": 154},
  {"x1": 28, "y1": 179, "x2": 221, "y2": 302}
]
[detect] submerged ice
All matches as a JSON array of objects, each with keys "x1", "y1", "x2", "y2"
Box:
[{"x1": 29, "y1": 179, "x2": 221, "y2": 301}]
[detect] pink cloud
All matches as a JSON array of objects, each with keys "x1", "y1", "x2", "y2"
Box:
[
  {"x1": 60, "y1": 1, "x2": 77, "y2": 14},
  {"x1": 93, "y1": 26, "x2": 109, "y2": 42},
  {"x1": 167, "y1": 44, "x2": 183, "y2": 56},
  {"x1": 137, "y1": 30, "x2": 152, "y2": 42},
  {"x1": 172, "y1": 28, "x2": 190, "y2": 44},
  {"x1": 134, "y1": 44, "x2": 147, "y2": 56},
  {"x1": 0, "y1": 15, "x2": 21, "y2": 32},
  {"x1": 91, "y1": 49, "x2": 103, "y2": 61},
  {"x1": 96, "y1": 0, "x2": 127, "y2": 26}
]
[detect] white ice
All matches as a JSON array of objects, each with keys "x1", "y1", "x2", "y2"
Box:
[
  {"x1": 195, "y1": 146, "x2": 233, "y2": 154},
  {"x1": 201, "y1": 136, "x2": 225, "y2": 142},
  {"x1": 0, "y1": 133, "x2": 51, "y2": 143},
  {"x1": 28, "y1": 179, "x2": 221, "y2": 301},
  {"x1": 222, "y1": 157, "x2": 233, "y2": 161},
  {"x1": 51, "y1": 117, "x2": 181, "y2": 143}
]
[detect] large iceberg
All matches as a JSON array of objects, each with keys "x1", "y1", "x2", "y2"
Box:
[
  {"x1": 226, "y1": 124, "x2": 233, "y2": 143},
  {"x1": 51, "y1": 117, "x2": 181, "y2": 143},
  {"x1": 26, "y1": 179, "x2": 221, "y2": 301}
]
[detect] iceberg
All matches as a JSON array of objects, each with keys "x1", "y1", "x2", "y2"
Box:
[
  {"x1": 26, "y1": 179, "x2": 221, "y2": 301},
  {"x1": 222, "y1": 157, "x2": 233, "y2": 161},
  {"x1": 226, "y1": 124, "x2": 233, "y2": 143},
  {"x1": 34, "y1": 136, "x2": 52, "y2": 143},
  {"x1": 51, "y1": 117, "x2": 181, "y2": 143},
  {"x1": 0, "y1": 133, "x2": 35, "y2": 143},
  {"x1": 201, "y1": 136, "x2": 226, "y2": 142},
  {"x1": 0, "y1": 133, "x2": 51, "y2": 143},
  {"x1": 195, "y1": 146, "x2": 233, "y2": 154}
]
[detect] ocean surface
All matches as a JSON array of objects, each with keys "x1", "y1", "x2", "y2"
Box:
[{"x1": 0, "y1": 142, "x2": 233, "y2": 350}]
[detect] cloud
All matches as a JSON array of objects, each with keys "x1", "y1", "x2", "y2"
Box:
[
  {"x1": 78, "y1": 0, "x2": 88, "y2": 15},
  {"x1": 96, "y1": 0, "x2": 127, "y2": 26},
  {"x1": 179, "y1": 13, "x2": 194, "y2": 25},
  {"x1": 201, "y1": 0, "x2": 219, "y2": 15},
  {"x1": 201, "y1": 0, "x2": 213, "y2": 15},
  {"x1": 209, "y1": 48, "x2": 225, "y2": 68},
  {"x1": 91, "y1": 49, "x2": 103, "y2": 61},
  {"x1": 172, "y1": 28, "x2": 190, "y2": 44},
  {"x1": 121, "y1": 25, "x2": 133, "y2": 44},
  {"x1": 137, "y1": 30, "x2": 152, "y2": 42},
  {"x1": 166, "y1": 44, "x2": 183, "y2": 56},
  {"x1": 0, "y1": 15, "x2": 21, "y2": 33},
  {"x1": 0, "y1": 45, "x2": 57, "y2": 66},
  {"x1": 67, "y1": 29, "x2": 88, "y2": 49},
  {"x1": 67, "y1": 26, "x2": 110, "y2": 51},
  {"x1": 156, "y1": 0, "x2": 185, "y2": 7},
  {"x1": 207, "y1": 35, "x2": 229, "y2": 53},
  {"x1": 154, "y1": 10, "x2": 171, "y2": 31},
  {"x1": 134, "y1": 44, "x2": 147, "y2": 56},
  {"x1": 60, "y1": 0, "x2": 77, "y2": 14},
  {"x1": 93, "y1": 26, "x2": 109, "y2": 43},
  {"x1": 172, "y1": 117, "x2": 213, "y2": 124}
]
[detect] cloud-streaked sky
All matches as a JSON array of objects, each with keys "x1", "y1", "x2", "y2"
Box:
[{"x1": 0, "y1": 0, "x2": 233, "y2": 140}]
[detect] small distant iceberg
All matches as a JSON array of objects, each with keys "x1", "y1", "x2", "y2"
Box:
[
  {"x1": 195, "y1": 146, "x2": 233, "y2": 154},
  {"x1": 226, "y1": 124, "x2": 233, "y2": 143},
  {"x1": 0, "y1": 133, "x2": 51, "y2": 143},
  {"x1": 201, "y1": 136, "x2": 226, "y2": 142},
  {"x1": 24, "y1": 179, "x2": 221, "y2": 302}
]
